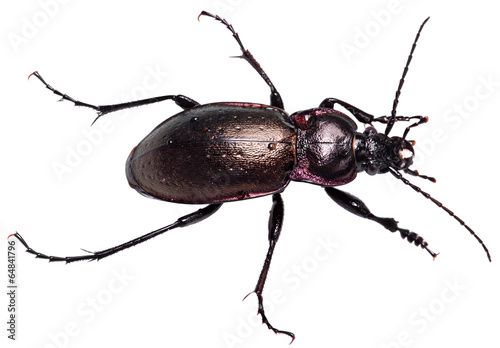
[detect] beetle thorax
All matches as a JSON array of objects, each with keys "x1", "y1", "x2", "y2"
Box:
[{"x1": 289, "y1": 108, "x2": 358, "y2": 186}]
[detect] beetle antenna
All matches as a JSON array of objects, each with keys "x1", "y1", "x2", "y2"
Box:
[
  {"x1": 404, "y1": 168, "x2": 436, "y2": 183},
  {"x1": 388, "y1": 168, "x2": 491, "y2": 262},
  {"x1": 386, "y1": 17, "x2": 430, "y2": 136}
]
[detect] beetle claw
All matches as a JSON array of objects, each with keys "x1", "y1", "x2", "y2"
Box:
[
  {"x1": 197, "y1": 10, "x2": 213, "y2": 22},
  {"x1": 242, "y1": 291, "x2": 295, "y2": 343}
]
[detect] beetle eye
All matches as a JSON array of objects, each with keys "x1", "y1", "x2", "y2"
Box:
[{"x1": 366, "y1": 164, "x2": 379, "y2": 175}]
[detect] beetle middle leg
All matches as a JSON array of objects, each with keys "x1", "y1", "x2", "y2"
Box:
[
  {"x1": 199, "y1": 11, "x2": 284, "y2": 109},
  {"x1": 13, "y1": 204, "x2": 221, "y2": 263},
  {"x1": 244, "y1": 193, "x2": 295, "y2": 342},
  {"x1": 324, "y1": 187, "x2": 438, "y2": 259},
  {"x1": 29, "y1": 71, "x2": 199, "y2": 123}
]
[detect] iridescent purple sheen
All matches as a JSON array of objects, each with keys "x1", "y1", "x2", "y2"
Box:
[{"x1": 289, "y1": 108, "x2": 358, "y2": 186}]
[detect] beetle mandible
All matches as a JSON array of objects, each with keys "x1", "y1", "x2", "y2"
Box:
[{"x1": 15, "y1": 11, "x2": 491, "y2": 342}]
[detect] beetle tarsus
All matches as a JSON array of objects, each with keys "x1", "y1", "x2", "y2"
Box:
[
  {"x1": 242, "y1": 291, "x2": 295, "y2": 343},
  {"x1": 29, "y1": 71, "x2": 201, "y2": 124},
  {"x1": 199, "y1": 11, "x2": 284, "y2": 109},
  {"x1": 257, "y1": 292, "x2": 295, "y2": 343},
  {"x1": 397, "y1": 228, "x2": 437, "y2": 259},
  {"x1": 28, "y1": 71, "x2": 101, "y2": 112}
]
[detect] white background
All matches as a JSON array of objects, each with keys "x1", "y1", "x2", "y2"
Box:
[{"x1": 2, "y1": 1, "x2": 499, "y2": 348}]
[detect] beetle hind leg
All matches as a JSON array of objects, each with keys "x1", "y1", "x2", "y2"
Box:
[
  {"x1": 244, "y1": 193, "x2": 295, "y2": 342},
  {"x1": 13, "y1": 204, "x2": 222, "y2": 263},
  {"x1": 29, "y1": 71, "x2": 199, "y2": 124},
  {"x1": 324, "y1": 187, "x2": 438, "y2": 259}
]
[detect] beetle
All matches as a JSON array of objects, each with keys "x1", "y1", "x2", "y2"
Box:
[{"x1": 14, "y1": 11, "x2": 491, "y2": 342}]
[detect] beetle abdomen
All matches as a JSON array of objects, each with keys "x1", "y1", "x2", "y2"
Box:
[{"x1": 126, "y1": 103, "x2": 296, "y2": 203}]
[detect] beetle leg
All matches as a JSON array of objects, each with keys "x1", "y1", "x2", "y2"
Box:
[
  {"x1": 29, "y1": 71, "x2": 199, "y2": 123},
  {"x1": 324, "y1": 187, "x2": 439, "y2": 259},
  {"x1": 372, "y1": 115, "x2": 428, "y2": 139},
  {"x1": 319, "y1": 98, "x2": 375, "y2": 124},
  {"x1": 199, "y1": 11, "x2": 284, "y2": 109},
  {"x1": 320, "y1": 98, "x2": 428, "y2": 136},
  {"x1": 12, "y1": 204, "x2": 222, "y2": 263},
  {"x1": 244, "y1": 193, "x2": 295, "y2": 343}
]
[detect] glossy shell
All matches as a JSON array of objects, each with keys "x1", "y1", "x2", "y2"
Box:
[
  {"x1": 289, "y1": 108, "x2": 358, "y2": 186},
  {"x1": 126, "y1": 103, "x2": 296, "y2": 204}
]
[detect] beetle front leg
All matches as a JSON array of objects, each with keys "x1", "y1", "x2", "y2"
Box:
[
  {"x1": 320, "y1": 98, "x2": 428, "y2": 138},
  {"x1": 319, "y1": 98, "x2": 375, "y2": 124},
  {"x1": 13, "y1": 204, "x2": 222, "y2": 263},
  {"x1": 245, "y1": 193, "x2": 295, "y2": 343},
  {"x1": 372, "y1": 115, "x2": 428, "y2": 139},
  {"x1": 324, "y1": 187, "x2": 438, "y2": 259},
  {"x1": 29, "y1": 71, "x2": 199, "y2": 123}
]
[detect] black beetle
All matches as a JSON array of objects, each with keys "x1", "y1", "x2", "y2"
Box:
[{"x1": 15, "y1": 11, "x2": 490, "y2": 342}]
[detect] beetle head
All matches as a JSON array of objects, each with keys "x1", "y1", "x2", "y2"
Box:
[{"x1": 357, "y1": 127, "x2": 414, "y2": 176}]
